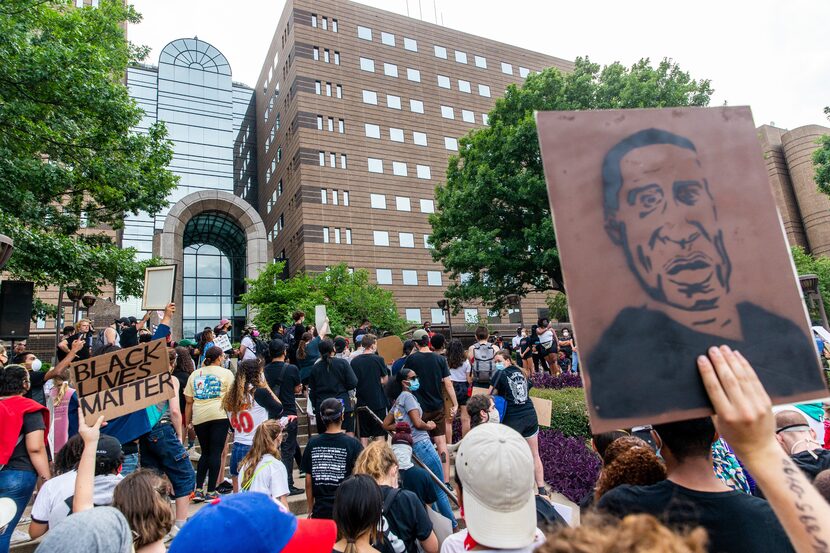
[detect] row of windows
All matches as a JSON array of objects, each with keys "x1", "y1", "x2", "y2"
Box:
[
  {"x1": 372, "y1": 231, "x2": 432, "y2": 249},
  {"x1": 355, "y1": 23, "x2": 532, "y2": 79},
  {"x1": 376, "y1": 269, "x2": 443, "y2": 287},
  {"x1": 321, "y1": 188, "x2": 349, "y2": 206},
  {"x1": 360, "y1": 89, "x2": 488, "y2": 125},
  {"x1": 369, "y1": 193, "x2": 434, "y2": 213},
  {"x1": 359, "y1": 57, "x2": 421, "y2": 82},
  {"x1": 366, "y1": 158, "x2": 431, "y2": 179},
  {"x1": 322, "y1": 227, "x2": 352, "y2": 244},
  {"x1": 440, "y1": 104, "x2": 490, "y2": 125},
  {"x1": 314, "y1": 81, "x2": 343, "y2": 98},
  {"x1": 318, "y1": 151, "x2": 348, "y2": 169},
  {"x1": 266, "y1": 180, "x2": 284, "y2": 213},
  {"x1": 404, "y1": 308, "x2": 446, "y2": 325},
  {"x1": 436, "y1": 75, "x2": 491, "y2": 97},
  {"x1": 268, "y1": 214, "x2": 285, "y2": 241},
  {"x1": 313, "y1": 47, "x2": 340, "y2": 65},
  {"x1": 310, "y1": 14, "x2": 338, "y2": 32},
  {"x1": 316, "y1": 115, "x2": 345, "y2": 133},
  {"x1": 364, "y1": 124, "x2": 428, "y2": 146}
]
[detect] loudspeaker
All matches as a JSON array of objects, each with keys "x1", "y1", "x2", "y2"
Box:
[{"x1": 0, "y1": 280, "x2": 34, "y2": 341}]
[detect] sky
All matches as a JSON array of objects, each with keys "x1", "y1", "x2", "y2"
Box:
[{"x1": 128, "y1": 0, "x2": 829, "y2": 130}]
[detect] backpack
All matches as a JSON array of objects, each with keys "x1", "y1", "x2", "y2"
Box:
[
  {"x1": 471, "y1": 342, "x2": 496, "y2": 384},
  {"x1": 283, "y1": 324, "x2": 298, "y2": 352},
  {"x1": 251, "y1": 336, "x2": 269, "y2": 358},
  {"x1": 90, "y1": 329, "x2": 107, "y2": 356},
  {"x1": 373, "y1": 488, "x2": 406, "y2": 553}
]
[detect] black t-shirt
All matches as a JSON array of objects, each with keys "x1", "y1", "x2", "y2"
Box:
[
  {"x1": 263, "y1": 361, "x2": 301, "y2": 415},
  {"x1": 792, "y1": 449, "x2": 830, "y2": 480},
  {"x1": 492, "y1": 365, "x2": 535, "y2": 418},
  {"x1": 120, "y1": 325, "x2": 139, "y2": 348},
  {"x1": 2, "y1": 411, "x2": 46, "y2": 472},
  {"x1": 172, "y1": 370, "x2": 190, "y2": 415},
  {"x1": 598, "y1": 480, "x2": 794, "y2": 553},
  {"x1": 252, "y1": 387, "x2": 284, "y2": 419},
  {"x1": 288, "y1": 323, "x2": 305, "y2": 364},
  {"x1": 401, "y1": 466, "x2": 437, "y2": 505},
  {"x1": 351, "y1": 353, "x2": 389, "y2": 411},
  {"x1": 301, "y1": 432, "x2": 363, "y2": 519},
  {"x1": 381, "y1": 486, "x2": 433, "y2": 553},
  {"x1": 309, "y1": 358, "x2": 358, "y2": 412},
  {"x1": 66, "y1": 333, "x2": 92, "y2": 360},
  {"x1": 25, "y1": 369, "x2": 47, "y2": 406},
  {"x1": 404, "y1": 351, "x2": 450, "y2": 412},
  {"x1": 518, "y1": 337, "x2": 533, "y2": 359}
]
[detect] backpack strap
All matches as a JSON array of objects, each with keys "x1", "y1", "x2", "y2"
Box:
[{"x1": 383, "y1": 487, "x2": 402, "y2": 514}]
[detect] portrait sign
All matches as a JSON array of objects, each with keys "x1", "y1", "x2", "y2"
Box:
[
  {"x1": 69, "y1": 339, "x2": 175, "y2": 424},
  {"x1": 142, "y1": 265, "x2": 176, "y2": 311},
  {"x1": 536, "y1": 106, "x2": 827, "y2": 432}
]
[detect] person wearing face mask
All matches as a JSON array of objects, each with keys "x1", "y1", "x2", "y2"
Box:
[
  {"x1": 558, "y1": 328, "x2": 577, "y2": 374},
  {"x1": 20, "y1": 340, "x2": 85, "y2": 407},
  {"x1": 466, "y1": 394, "x2": 501, "y2": 429},
  {"x1": 383, "y1": 369, "x2": 457, "y2": 529},
  {"x1": 488, "y1": 350, "x2": 546, "y2": 495},
  {"x1": 239, "y1": 327, "x2": 259, "y2": 362}
]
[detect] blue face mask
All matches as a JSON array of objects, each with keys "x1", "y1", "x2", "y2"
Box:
[
  {"x1": 408, "y1": 378, "x2": 420, "y2": 392},
  {"x1": 494, "y1": 362, "x2": 505, "y2": 371}
]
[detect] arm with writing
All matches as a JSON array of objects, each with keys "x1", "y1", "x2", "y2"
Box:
[
  {"x1": 699, "y1": 346, "x2": 830, "y2": 553},
  {"x1": 73, "y1": 409, "x2": 104, "y2": 513}
]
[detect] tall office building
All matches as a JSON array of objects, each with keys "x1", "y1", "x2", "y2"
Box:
[{"x1": 254, "y1": 0, "x2": 572, "y2": 326}]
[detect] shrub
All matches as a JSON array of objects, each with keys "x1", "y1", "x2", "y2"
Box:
[
  {"x1": 531, "y1": 387, "x2": 591, "y2": 438},
  {"x1": 531, "y1": 372, "x2": 582, "y2": 389},
  {"x1": 539, "y1": 429, "x2": 601, "y2": 504}
]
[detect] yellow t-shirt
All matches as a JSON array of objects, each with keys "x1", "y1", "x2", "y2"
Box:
[{"x1": 184, "y1": 365, "x2": 234, "y2": 425}]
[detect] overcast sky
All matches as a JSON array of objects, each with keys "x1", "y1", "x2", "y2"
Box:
[{"x1": 128, "y1": 0, "x2": 828, "y2": 130}]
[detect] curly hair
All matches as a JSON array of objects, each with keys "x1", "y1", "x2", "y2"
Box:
[
  {"x1": 541, "y1": 513, "x2": 707, "y2": 553},
  {"x1": 594, "y1": 445, "x2": 666, "y2": 501},
  {"x1": 353, "y1": 440, "x2": 398, "y2": 482},
  {"x1": 222, "y1": 358, "x2": 265, "y2": 414},
  {"x1": 54, "y1": 434, "x2": 85, "y2": 475},
  {"x1": 446, "y1": 338, "x2": 466, "y2": 370},
  {"x1": 601, "y1": 436, "x2": 651, "y2": 466}
]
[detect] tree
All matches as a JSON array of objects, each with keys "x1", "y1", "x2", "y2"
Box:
[
  {"x1": 814, "y1": 107, "x2": 830, "y2": 196},
  {"x1": 791, "y1": 246, "x2": 830, "y2": 319},
  {"x1": 546, "y1": 293, "x2": 569, "y2": 323},
  {"x1": 429, "y1": 57, "x2": 713, "y2": 310},
  {"x1": 241, "y1": 263, "x2": 410, "y2": 338},
  {"x1": 0, "y1": 0, "x2": 177, "y2": 309}
]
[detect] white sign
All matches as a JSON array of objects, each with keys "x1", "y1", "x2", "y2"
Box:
[
  {"x1": 213, "y1": 334, "x2": 232, "y2": 352},
  {"x1": 142, "y1": 265, "x2": 176, "y2": 311},
  {"x1": 315, "y1": 304, "x2": 327, "y2": 331}
]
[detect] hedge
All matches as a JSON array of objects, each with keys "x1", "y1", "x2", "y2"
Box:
[
  {"x1": 531, "y1": 387, "x2": 591, "y2": 439},
  {"x1": 539, "y1": 429, "x2": 601, "y2": 503}
]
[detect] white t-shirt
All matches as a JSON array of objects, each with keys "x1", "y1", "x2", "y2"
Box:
[
  {"x1": 512, "y1": 335, "x2": 522, "y2": 350},
  {"x1": 228, "y1": 392, "x2": 271, "y2": 446},
  {"x1": 449, "y1": 360, "x2": 471, "y2": 383},
  {"x1": 30, "y1": 471, "x2": 122, "y2": 530},
  {"x1": 241, "y1": 336, "x2": 258, "y2": 361},
  {"x1": 441, "y1": 528, "x2": 545, "y2": 553},
  {"x1": 538, "y1": 329, "x2": 554, "y2": 349},
  {"x1": 239, "y1": 454, "x2": 289, "y2": 501}
]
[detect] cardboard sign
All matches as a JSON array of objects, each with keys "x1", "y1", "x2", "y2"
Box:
[
  {"x1": 315, "y1": 305, "x2": 327, "y2": 332},
  {"x1": 69, "y1": 339, "x2": 174, "y2": 424},
  {"x1": 213, "y1": 334, "x2": 232, "y2": 352},
  {"x1": 531, "y1": 396, "x2": 553, "y2": 428},
  {"x1": 377, "y1": 335, "x2": 403, "y2": 365},
  {"x1": 536, "y1": 106, "x2": 827, "y2": 432},
  {"x1": 142, "y1": 265, "x2": 176, "y2": 311}
]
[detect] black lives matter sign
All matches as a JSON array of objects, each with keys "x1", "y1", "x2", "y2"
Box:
[{"x1": 69, "y1": 338, "x2": 175, "y2": 424}]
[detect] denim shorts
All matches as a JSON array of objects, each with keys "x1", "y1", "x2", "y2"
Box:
[
  {"x1": 230, "y1": 442, "x2": 252, "y2": 477},
  {"x1": 140, "y1": 422, "x2": 196, "y2": 498}
]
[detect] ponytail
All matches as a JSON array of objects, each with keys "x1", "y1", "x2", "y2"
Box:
[{"x1": 297, "y1": 332, "x2": 312, "y2": 361}]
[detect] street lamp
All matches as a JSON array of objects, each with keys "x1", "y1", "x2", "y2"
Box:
[
  {"x1": 505, "y1": 293, "x2": 523, "y2": 326},
  {"x1": 0, "y1": 234, "x2": 13, "y2": 271},
  {"x1": 799, "y1": 274, "x2": 828, "y2": 330},
  {"x1": 66, "y1": 287, "x2": 85, "y2": 323},
  {"x1": 437, "y1": 299, "x2": 453, "y2": 340}
]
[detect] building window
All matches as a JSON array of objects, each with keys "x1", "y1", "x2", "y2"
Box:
[
  {"x1": 323, "y1": 227, "x2": 330, "y2": 243},
  {"x1": 406, "y1": 68, "x2": 421, "y2": 82},
  {"x1": 329, "y1": 152, "x2": 336, "y2": 167},
  {"x1": 387, "y1": 95, "x2": 402, "y2": 109},
  {"x1": 324, "y1": 49, "x2": 330, "y2": 63},
  {"x1": 416, "y1": 165, "x2": 431, "y2": 179},
  {"x1": 410, "y1": 99, "x2": 424, "y2": 113},
  {"x1": 434, "y1": 45, "x2": 447, "y2": 59},
  {"x1": 332, "y1": 19, "x2": 338, "y2": 32},
  {"x1": 501, "y1": 62, "x2": 513, "y2": 75},
  {"x1": 321, "y1": 188, "x2": 327, "y2": 204},
  {"x1": 340, "y1": 154, "x2": 347, "y2": 169},
  {"x1": 482, "y1": 113, "x2": 489, "y2": 125},
  {"x1": 362, "y1": 90, "x2": 378, "y2": 105},
  {"x1": 404, "y1": 37, "x2": 417, "y2": 51},
  {"x1": 444, "y1": 137, "x2": 458, "y2": 151},
  {"x1": 317, "y1": 115, "x2": 323, "y2": 130},
  {"x1": 327, "y1": 117, "x2": 334, "y2": 131},
  {"x1": 370, "y1": 193, "x2": 386, "y2": 209},
  {"x1": 464, "y1": 308, "x2": 479, "y2": 323},
  {"x1": 311, "y1": 13, "x2": 317, "y2": 27},
  {"x1": 313, "y1": 47, "x2": 319, "y2": 61},
  {"x1": 395, "y1": 196, "x2": 411, "y2": 211},
  {"x1": 474, "y1": 55, "x2": 487, "y2": 68},
  {"x1": 455, "y1": 50, "x2": 467, "y2": 64},
  {"x1": 420, "y1": 199, "x2": 435, "y2": 213},
  {"x1": 334, "y1": 228, "x2": 341, "y2": 243},
  {"x1": 478, "y1": 84, "x2": 491, "y2": 97},
  {"x1": 383, "y1": 63, "x2": 398, "y2": 77},
  {"x1": 405, "y1": 308, "x2": 422, "y2": 324},
  {"x1": 326, "y1": 82, "x2": 332, "y2": 96},
  {"x1": 343, "y1": 191, "x2": 349, "y2": 206},
  {"x1": 358, "y1": 26, "x2": 372, "y2": 40},
  {"x1": 519, "y1": 67, "x2": 530, "y2": 78},
  {"x1": 336, "y1": 85, "x2": 342, "y2": 98},
  {"x1": 402, "y1": 270, "x2": 418, "y2": 285},
  {"x1": 360, "y1": 57, "x2": 375, "y2": 72},
  {"x1": 399, "y1": 232, "x2": 415, "y2": 248},
  {"x1": 373, "y1": 231, "x2": 390, "y2": 246},
  {"x1": 392, "y1": 161, "x2": 408, "y2": 177},
  {"x1": 318, "y1": 151, "x2": 325, "y2": 166},
  {"x1": 315, "y1": 80, "x2": 322, "y2": 94},
  {"x1": 424, "y1": 234, "x2": 432, "y2": 248},
  {"x1": 440, "y1": 105, "x2": 454, "y2": 119},
  {"x1": 376, "y1": 269, "x2": 393, "y2": 285},
  {"x1": 345, "y1": 228, "x2": 352, "y2": 244},
  {"x1": 458, "y1": 80, "x2": 471, "y2": 93},
  {"x1": 338, "y1": 119, "x2": 344, "y2": 133},
  {"x1": 413, "y1": 131, "x2": 427, "y2": 146},
  {"x1": 322, "y1": 17, "x2": 328, "y2": 30},
  {"x1": 462, "y1": 110, "x2": 475, "y2": 123},
  {"x1": 430, "y1": 308, "x2": 446, "y2": 324},
  {"x1": 389, "y1": 128, "x2": 404, "y2": 142},
  {"x1": 334, "y1": 51, "x2": 340, "y2": 65},
  {"x1": 277, "y1": 179, "x2": 283, "y2": 196},
  {"x1": 427, "y1": 271, "x2": 442, "y2": 286},
  {"x1": 331, "y1": 189, "x2": 338, "y2": 205},
  {"x1": 381, "y1": 31, "x2": 395, "y2": 46},
  {"x1": 437, "y1": 75, "x2": 450, "y2": 89},
  {"x1": 367, "y1": 158, "x2": 383, "y2": 173},
  {"x1": 365, "y1": 123, "x2": 381, "y2": 139}
]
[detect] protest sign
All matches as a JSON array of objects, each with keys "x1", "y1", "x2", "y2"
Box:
[
  {"x1": 69, "y1": 339, "x2": 175, "y2": 424},
  {"x1": 315, "y1": 304, "x2": 327, "y2": 331},
  {"x1": 377, "y1": 335, "x2": 403, "y2": 365},
  {"x1": 142, "y1": 265, "x2": 176, "y2": 311},
  {"x1": 213, "y1": 334, "x2": 232, "y2": 352},
  {"x1": 531, "y1": 396, "x2": 552, "y2": 428},
  {"x1": 536, "y1": 106, "x2": 827, "y2": 432}
]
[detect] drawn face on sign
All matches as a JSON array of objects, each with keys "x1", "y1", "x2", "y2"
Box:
[{"x1": 603, "y1": 130, "x2": 731, "y2": 312}]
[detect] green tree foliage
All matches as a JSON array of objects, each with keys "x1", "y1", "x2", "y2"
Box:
[
  {"x1": 790, "y1": 246, "x2": 830, "y2": 319},
  {"x1": 429, "y1": 57, "x2": 713, "y2": 309},
  {"x1": 546, "y1": 292, "x2": 569, "y2": 322},
  {"x1": 0, "y1": 0, "x2": 177, "y2": 304},
  {"x1": 815, "y1": 107, "x2": 830, "y2": 197},
  {"x1": 241, "y1": 263, "x2": 410, "y2": 338}
]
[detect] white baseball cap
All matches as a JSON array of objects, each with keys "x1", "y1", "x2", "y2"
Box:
[
  {"x1": 0, "y1": 497, "x2": 17, "y2": 534},
  {"x1": 455, "y1": 424, "x2": 536, "y2": 549}
]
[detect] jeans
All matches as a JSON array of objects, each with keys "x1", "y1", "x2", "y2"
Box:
[
  {"x1": 194, "y1": 418, "x2": 230, "y2": 492},
  {"x1": 280, "y1": 418, "x2": 299, "y2": 487},
  {"x1": 121, "y1": 452, "x2": 139, "y2": 477},
  {"x1": 229, "y1": 443, "x2": 251, "y2": 477},
  {"x1": 572, "y1": 351, "x2": 579, "y2": 373},
  {"x1": 0, "y1": 469, "x2": 37, "y2": 553},
  {"x1": 412, "y1": 440, "x2": 457, "y2": 528},
  {"x1": 140, "y1": 423, "x2": 196, "y2": 498}
]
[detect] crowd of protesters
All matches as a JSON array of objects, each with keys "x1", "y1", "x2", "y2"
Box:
[{"x1": 2, "y1": 307, "x2": 830, "y2": 553}]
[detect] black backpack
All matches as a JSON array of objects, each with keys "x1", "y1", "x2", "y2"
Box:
[
  {"x1": 252, "y1": 336, "x2": 270, "y2": 358},
  {"x1": 373, "y1": 489, "x2": 406, "y2": 553}
]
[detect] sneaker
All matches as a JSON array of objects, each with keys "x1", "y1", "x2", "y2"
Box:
[
  {"x1": 204, "y1": 491, "x2": 220, "y2": 502},
  {"x1": 188, "y1": 448, "x2": 201, "y2": 462},
  {"x1": 216, "y1": 480, "x2": 233, "y2": 494},
  {"x1": 288, "y1": 486, "x2": 304, "y2": 496},
  {"x1": 192, "y1": 489, "x2": 205, "y2": 503},
  {"x1": 298, "y1": 470, "x2": 306, "y2": 478}
]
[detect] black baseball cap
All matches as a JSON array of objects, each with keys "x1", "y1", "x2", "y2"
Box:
[
  {"x1": 269, "y1": 339, "x2": 286, "y2": 358},
  {"x1": 96, "y1": 435, "x2": 123, "y2": 464}
]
